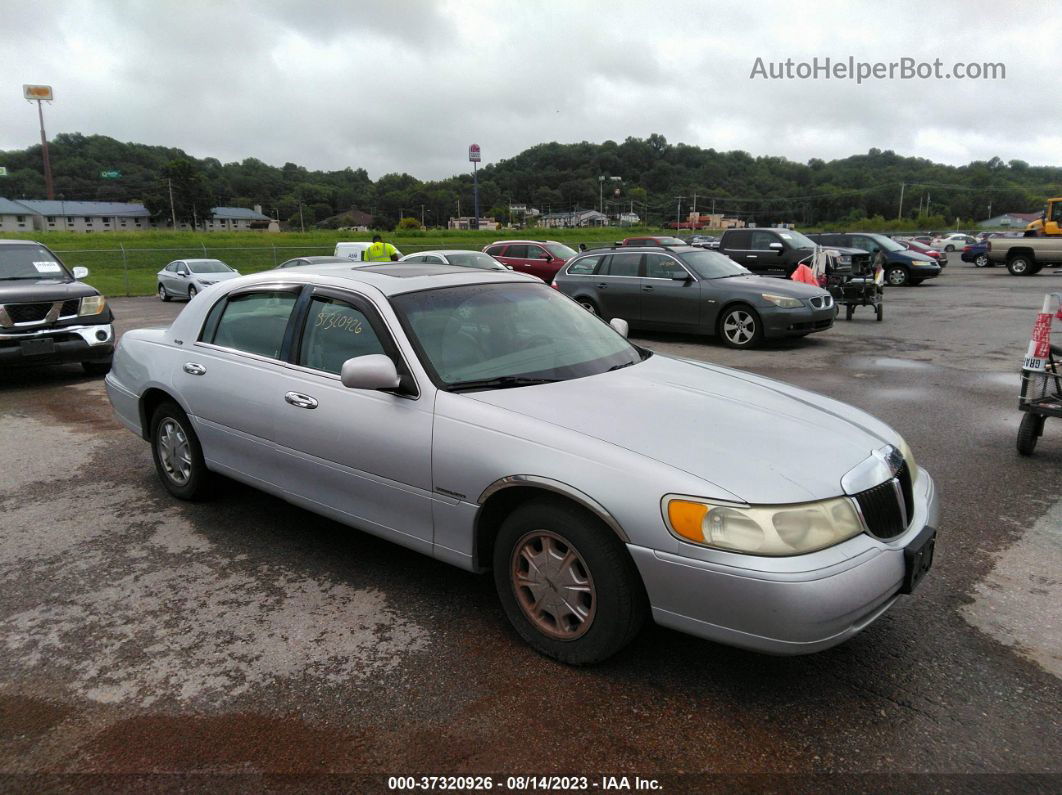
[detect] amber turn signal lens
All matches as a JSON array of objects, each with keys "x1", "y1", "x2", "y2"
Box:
[{"x1": 667, "y1": 500, "x2": 708, "y2": 542}]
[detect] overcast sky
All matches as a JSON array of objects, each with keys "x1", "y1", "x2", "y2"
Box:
[{"x1": 1, "y1": 0, "x2": 1059, "y2": 181}]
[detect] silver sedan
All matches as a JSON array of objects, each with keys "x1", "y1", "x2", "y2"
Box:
[
  {"x1": 399, "y1": 250, "x2": 509, "y2": 270},
  {"x1": 157, "y1": 259, "x2": 241, "y2": 301},
  {"x1": 106, "y1": 263, "x2": 939, "y2": 664}
]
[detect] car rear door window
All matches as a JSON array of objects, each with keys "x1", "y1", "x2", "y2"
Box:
[
  {"x1": 724, "y1": 231, "x2": 751, "y2": 249},
  {"x1": 504, "y1": 244, "x2": 529, "y2": 258},
  {"x1": 298, "y1": 295, "x2": 387, "y2": 375},
  {"x1": 209, "y1": 291, "x2": 298, "y2": 359},
  {"x1": 604, "y1": 252, "x2": 642, "y2": 277},
  {"x1": 485, "y1": 245, "x2": 507, "y2": 256},
  {"x1": 567, "y1": 256, "x2": 601, "y2": 275}
]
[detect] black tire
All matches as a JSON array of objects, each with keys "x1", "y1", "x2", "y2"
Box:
[
  {"x1": 974, "y1": 254, "x2": 989, "y2": 268},
  {"x1": 718, "y1": 304, "x2": 764, "y2": 349},
  {"x1": 1008, "y1": 256, "x2": 1035, "y2": 276},
  {"x1": 576, "y1": 298, "x2": 600, "y2": 315},
  {"x1": 845, "y1": 304, "x2": 855, "y2": 321},
  {"x1": 1017, "y1": 413, "x2": 1044, "y2": 456},
  {"x1": 187, "y1": 285, "x2": 198, "y2": 300},
  {"x1": 885, "y1": 265, "x2": 909, "y2": 286},
  {"x1": 876, "y1": 302, "x2": 883, "y2": 322},
  {"x1": 945, "y1": 244, "x2": 955, "y2": 252},
  {"x1": 81, "y1": 359, "x2": 112, "y2": 376},
  {"x1": 158, "y1": 284, "x2": 171, "y2": 302},
  {"x1": 492, "y1": 498, "x2": 647, "y2": 665},
  {"x1": 149, "y1": 401, "x2": 215, "y2": 500}
]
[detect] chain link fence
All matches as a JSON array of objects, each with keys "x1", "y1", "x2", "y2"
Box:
[{"x1": 49, "y1": 243, "x2": 446, "y2": 297}]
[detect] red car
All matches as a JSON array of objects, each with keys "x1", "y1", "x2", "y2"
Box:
[
  {"x1": 482, "y1": 240, "x2": 578, "y2": 282},
  {"x1": 901, "y1": 239, "x2": 944, "y2": 262}
]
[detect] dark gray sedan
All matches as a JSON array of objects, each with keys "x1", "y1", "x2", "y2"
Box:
[{"x1": 553, "y1": 246, "x2": 835, "y2": 348}]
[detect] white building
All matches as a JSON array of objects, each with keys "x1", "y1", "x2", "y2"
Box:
[
  {"x1": 540, "y1": 209, "x2": 608, "y2": 228},
  {"x1": 0, "y1": 198, "x2": 151, "y2": 232},
  {"x1": 448, "y1": 216, "x2": 499, "y2": 230}
]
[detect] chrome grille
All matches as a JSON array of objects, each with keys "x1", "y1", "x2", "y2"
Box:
[
  {"x1": 4, "y1": 302, "x2": 53, "y2": 323},
  {"x1": 855, "y1": 461, "x2": 914, "y2": 540}
]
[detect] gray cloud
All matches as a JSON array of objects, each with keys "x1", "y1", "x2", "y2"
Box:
[{"x1": 0, "y1": 0, "x2": 1058, "y2": 181}]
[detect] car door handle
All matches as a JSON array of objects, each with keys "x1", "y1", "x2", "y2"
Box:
[
  {"x1": 747, "y1": 255, "x2": 758, "y2": 259},
  {"x1": 284, "y1": 391, "x2": 318, "y2": 409},
  {"x1": 642, "y1": 284, "x2": 654, "y2": 291},
  {"x1": 183, "y1": 362, "x2": 206, "y2": 376},
  {"x1": 597, "y1": 282, "x2": 608, "y2": 289}
]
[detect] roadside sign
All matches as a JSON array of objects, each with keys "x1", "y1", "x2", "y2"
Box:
[
  {"x1": 100, "y1": 170, "x2": 121, "y2": 179},
  {"x1": 23, "y1": 84, "x2": 53, "y2": 101},
  {"x1": 469, "y1": 143, "x2": 481, "y2": 162},
  {"x1": 0, "y1": 167, "x2": 7, "y2": 177}
]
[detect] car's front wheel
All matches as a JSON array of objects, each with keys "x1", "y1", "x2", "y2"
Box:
[
  {"x1": 945, "y1": 244, "x2": 955, "y2": 252},
  {"x1": 158, "y1": 284, "x2": 171, "y2": 302},
  {"x1": 577, "y1": 298, "x2": 600, "y2": 315},
  {"x1": 718, "y1": 305, "x2": 764, "y2": 348},
  {"x1": 974, "y1": 254, "x2": 990, "y2": 268},
  {"x1": 187, "y1": 285, "x2": 198, "y2": 300},
  {"x1": 885, "y1": 265, "x2": 910, "y2": 286},
  {"x1": 493, "y1": 498, "x2": 647, "y2": 665},
  {"x1": 150, "y1": 401, "x2": 214, "y2": 500}
]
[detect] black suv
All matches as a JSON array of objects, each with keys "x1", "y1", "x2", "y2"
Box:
[
  {"x1": 807, "y1": 232, "x2": 941, "y2": 286},
  {"x1": 717, "y1": 228, "x2": 869, "y2": 278},
  {"x1": 0, "y1": 240, "x2": 114, "y2": 374}
]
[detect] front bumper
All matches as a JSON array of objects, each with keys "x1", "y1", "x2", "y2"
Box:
[
  {"x1": 0, "y1": 323, "x2": 114, "y2": 366},
  {"x1": 908, "y1": 262, "x2": 941, "y2": 280},
  {"x1": 630, "y1": 469, "x2": 939, "y2": 655},
  {"x1": 762, "y1": 304, "x2": 836, "y2": 338}
]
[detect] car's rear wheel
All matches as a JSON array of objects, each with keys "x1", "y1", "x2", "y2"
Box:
[
  {"x1": 158, "y1": 284, "x2": 171, "y2": 302},
  {"x1": 945, "y1": 244, "x2": 955, "y2": 252},
  {"x1": 187, "y1": 285, "x2": 198, "y2": 300},
  {"x1": 577, "y1": 298, "x2": 599, "y2": 315},
  {"x1": 1008, "y1": 256, "x2": 1035, "y2": 276},
  {"x1": 974, "y1": 254, "x2": 990, "y2": 268},
  {"x1": 885, "y1": 265, "x2": 910, "y2": 286},
  {"x1": 718, "y1": 305, "x2": 764, "y2": 348},
  {"x1": 150, "y1": 401, "x2": 214, "y2": 500},
  {"x1": 493, "y1": 498, "x2": 646, "y2": 665}
]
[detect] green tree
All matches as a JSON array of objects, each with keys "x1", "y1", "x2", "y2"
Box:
[{"x1": 144, "y1": 159, "x2": 214, "y2": 229}]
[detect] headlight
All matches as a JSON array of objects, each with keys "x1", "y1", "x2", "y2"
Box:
[
  {"x1": 838, "y1": 254, "x2": 852, "y2": 264},
  {"x1": 78, "y1": 295, "x2": 107, "y2": 316},
  {"x1": 761, "y1": 293, "x2": 804, "y2": 308},
  {"x1": 665, "y1": 496, "x2": 864, "y2": 556},
  {"x1": 897, "y1": 436, "x2": 919, "y2": 479}
]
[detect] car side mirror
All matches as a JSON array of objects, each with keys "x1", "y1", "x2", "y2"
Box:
[
  {"x1": 72, "y1": 266, "x2": 89, "y2": 279},
  {"x1": 672, "y1": 272, "x2": 691, "y2": 282},
  {"x1": 769, "y1": 242, "x2": 783, "y2": 251},
  {"x1": 609, "y1": 318, "x2": 629, "y2": 338},
  {"x1": 341, "y1": 354, "x2": 401, "y2": 391}
]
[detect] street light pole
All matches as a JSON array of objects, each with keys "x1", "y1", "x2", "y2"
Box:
[
  {"x1": 897, "y1": 182, "x2": 905, "y2": 221},
  {"x1": 35, "y1": 99, "x2": 54, "y2": 200},
  {"x1": 674, "y1": 196, "x2": 686, "y2": 230}
]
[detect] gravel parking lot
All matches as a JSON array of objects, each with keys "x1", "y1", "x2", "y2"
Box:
[{"x1": 1, "y1": 257, "x2": 1060, "y2": 784}]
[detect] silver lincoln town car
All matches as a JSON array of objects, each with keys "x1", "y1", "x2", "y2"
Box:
[{"x1": 106, "y1": 263, "x2": 939, "y2": 664}]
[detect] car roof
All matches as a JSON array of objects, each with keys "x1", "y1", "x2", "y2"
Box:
[
  {"x1": 488, "y1": 240, "x2": 564, "y2": 245},
  {"x1": 405, "y1": 250, "x2": 493, "y2": 256},
  {"x1": 242, "y1": 262, "x2": 536, "y2": 296},
  {"x1": 0, "y1": 239, "x2": 45, "y2": 246}
]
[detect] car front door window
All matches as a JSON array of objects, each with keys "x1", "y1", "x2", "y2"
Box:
[{"x1": 299, "y1": 296, "x2": 387, "y2": 374}]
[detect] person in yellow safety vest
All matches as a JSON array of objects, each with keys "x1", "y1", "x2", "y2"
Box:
[{"x1": 362, "y1": 234, "x2": 400, "y2": 262}]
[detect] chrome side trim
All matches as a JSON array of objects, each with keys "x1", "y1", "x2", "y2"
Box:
[
  {"x1": 841, "y1": 444, "x2": 902, "y2": 495},
  {"x1": 478, "y1": 475, "x2": 629, "y2": 542}
]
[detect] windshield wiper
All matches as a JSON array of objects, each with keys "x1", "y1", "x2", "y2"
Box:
[
  {"x1": 448, "y1": 376, "x2": 560, "y2": 393},
  {"x1": 607, "y1": 360, "x2": 638, "y2": 371}
]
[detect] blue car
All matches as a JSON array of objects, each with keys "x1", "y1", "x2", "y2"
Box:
[
  {"x1": 808, "y1": 233, "x2": 942, "y2": 286},
  {"x1": 961, "y1": 242, "x2": 991, "y2": 268}
]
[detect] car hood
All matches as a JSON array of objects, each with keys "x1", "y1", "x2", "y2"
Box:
[
  {"x1": 706, "y1": 274, "x2": 826, "y2": 297},
  {"x1": 0, "y1": 278, "x2": 98, "y2": 303},
  {"x1": 895, "y1": 251, "x2": 936, "y2": 264},
  {"x1": 468, "y1": 354, "x2": 896, "y2": 503}
]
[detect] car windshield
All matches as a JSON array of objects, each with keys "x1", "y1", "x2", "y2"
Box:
[
  {"x1": 546, "y1": 243, "x2": 577, "y2": 259},
  {"x1": 0, "y1": 244, "x2": 71, "y2": 281},
  {"x1": 777, "y1": 230, "x2": 818, "y2": 249},
  {"x1": 391, "y1": 283, "x2": 644, "y2": 389},
  {"x1": 445, "y1": 252, "x2": 505, "y2": 270},
  {"x1": 679, "y1": 250, "x2": 750, "y2": 279},
  {"x1": 189, "y1": 260, "x2": 234, "y2": 274},
  {"x1": 867, "y1": 234, "x2": 905, "y2": 252}
]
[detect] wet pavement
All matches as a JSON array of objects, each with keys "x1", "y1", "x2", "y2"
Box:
[{"x1": 0, "y1": 259, "x2": 1060, "y2": 786}]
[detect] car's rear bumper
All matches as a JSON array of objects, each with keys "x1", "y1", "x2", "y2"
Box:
[
  {"x1": 630, "y1": 471, "x2": 939, "y2": 655},
  {"x1": 0, "y1": 323, "x2": 114, "y2": 366},
  {"x1": 762, "y1": 305, "x2": 835, "y2": 338}
]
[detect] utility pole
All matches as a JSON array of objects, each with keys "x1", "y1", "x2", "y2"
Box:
[
  {"x1": 420, "y1": 204, "x2": 425, "y2": 228},
  {"x1": 167, "y1": 178, "x2": 177, "y2": 229},
  {"x1": 897, "y1": 182, "x2": 905, "y2": 221},
  {"x1": 674, "y1": 196, "x2": 686, "y2": 230},
  {"x1": 298, "y1": 202, "x2": 305, "y2": 233}
]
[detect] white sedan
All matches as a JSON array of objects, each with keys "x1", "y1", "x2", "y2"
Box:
[
  {"x1": 930, "y1": 233, "x2": 977, "y2": 252},
  {"x1": 399, "y1": 250, "x2": 509, "y2": 271}
]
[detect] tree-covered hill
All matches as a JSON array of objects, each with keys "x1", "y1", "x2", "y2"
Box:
[{"x1": 1, "y1": 132, "x2": 1058, "y2": 228}]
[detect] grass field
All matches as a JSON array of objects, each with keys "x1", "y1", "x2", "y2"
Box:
[{"x1": 0, "y1": 227, "x2": 686, "y2": 296}]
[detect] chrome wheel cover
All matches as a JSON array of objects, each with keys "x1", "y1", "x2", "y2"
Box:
[
  {"x1": 723, "y1": 310, "x2": 756, "y2": 345},
  {"x1": 887, "y1": 268, "x2": 907, "y2": 285},
  {"x1": 157, "y1": 418, "x2": 193, "y2": 486},
  {"x1": 511, "y1": 530, "x2": 596, "y2": 640}
]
